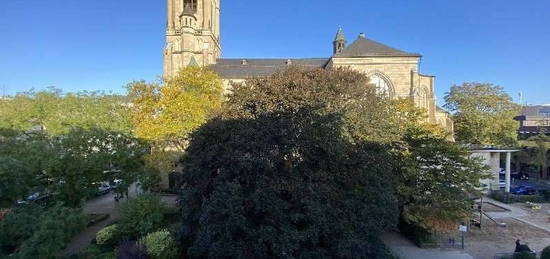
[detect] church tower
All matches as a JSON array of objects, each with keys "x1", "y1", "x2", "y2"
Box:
[
  {"x1": 333, "y1": 27, "x2": 346, "y2": 55},
  {"x1": 164, "y1": 0, "x2": 221, "y2": 78}
]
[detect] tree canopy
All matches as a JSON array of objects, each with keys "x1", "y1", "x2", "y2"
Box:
[
  {"x1": 0, "y1": 88, "x2": 131, "y2": 136},
  {"x1": 0, "y1": 128, "x2": 148, "y2": 207},
  {"x1": 177, "y1": 67, "x2": 487, "y2": 257},
  {"x1": 444, "y1": 82, "x2": 520, "y2": 146},
  {"x1": 226, "y1": 67, "x2": 399, "y2": 143},
  {"x1": 127, "y1": 66, "x2": 224, "y2": 150},
  {"x1": 180, "y1": 109, "x2": 398, "y2": 258},
  {"x1": 397, "y1": 127, "x2": 488, "y2": 232}
]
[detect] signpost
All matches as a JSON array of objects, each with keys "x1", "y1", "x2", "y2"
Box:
[{"x1": 459, "y1": 223, "x2": 468, "y2": 249}]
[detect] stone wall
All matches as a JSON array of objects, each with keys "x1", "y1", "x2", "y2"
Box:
[{"x1": 329, "y1": 56, "x2": 420, "y2": 99}]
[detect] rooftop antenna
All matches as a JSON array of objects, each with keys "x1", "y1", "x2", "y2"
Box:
[{"x1": 518, "y1": 92, "x2": 524, "y2": 115}]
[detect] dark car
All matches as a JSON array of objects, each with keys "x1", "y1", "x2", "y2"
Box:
[
  {"x1": 511, "y1": 172, "x2": 529, "y2": 181},
  {"x1": 510, "y1": 186, "x2": 537, "y2": 195}
]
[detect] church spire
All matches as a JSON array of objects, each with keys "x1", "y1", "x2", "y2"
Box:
[{"x1": 333, "y1": 27, "x2": 346, "y2": 55}]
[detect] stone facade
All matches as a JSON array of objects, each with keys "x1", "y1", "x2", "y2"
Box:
[
  {"x1": 164, "y1": 0, "x2": 221, "y2": 78},
  {"x1": 163, "y1": 0, "x2": 453, "y2": 133}
]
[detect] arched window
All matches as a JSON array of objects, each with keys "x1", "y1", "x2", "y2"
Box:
[{"x1": 368, "y1": 73, "x2": 394, "y2": 98}]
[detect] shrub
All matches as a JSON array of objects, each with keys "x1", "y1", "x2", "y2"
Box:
[
  {"x1": 541, "y1": 246, "x2": 550, "y2": 259},
  {"x1": 71, "y1": 244, "x2": 116, "y2": 259},
  {"x1": 541, "y1": 190, "x2": 550, "y2": 202},
  {"x1": 489, "y1": 191, "x2": 544, "y2": 204},
  {"x1": 117, "y1": 240, "x2": 148, "y2": 259},
  {"x1": 96, "y1": 224, "x2": 120, "y2": 247},
  {"x1": 513, "y1": 251, "x2": 537, "y2": 259},
  {"x1": 118, "y1": 195, "x2": 168, "y2": 238},
  {"x1": 16, "y1": 204, "x2": 88, "y2": 258},
  {"x1": 0, "y1": 204, "x2": 43, "y2": 254},
  {"x1": 398, "y1": 219, "x2": 436, "y2": 247},
  {"x1": 140, "y1": 229, "x2": 178, "y2": 259}
]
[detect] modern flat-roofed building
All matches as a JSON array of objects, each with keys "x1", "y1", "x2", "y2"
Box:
[{"x1": 515, "y1": 105, "x2": 550, "y2": 138}]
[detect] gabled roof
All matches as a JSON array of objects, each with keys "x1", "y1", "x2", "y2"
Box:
[
  {"x1": 335, "y1": 34, "x2": 421, "y2": 58},
  {"x1": 209, "y1": 58, "x2": 330, "y2": 78}
]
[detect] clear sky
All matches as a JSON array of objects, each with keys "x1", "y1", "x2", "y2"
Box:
[{"x1": 1, "y1": 0, "x2": 549, "y2": 105}]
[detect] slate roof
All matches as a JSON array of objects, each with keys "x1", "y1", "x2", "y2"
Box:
[
  {"x1": 210, "y1": 58, "x2": 330, "y2": 78},
  {"x1": 335, "y1": 35, "x2": 421, "y2": 58}
]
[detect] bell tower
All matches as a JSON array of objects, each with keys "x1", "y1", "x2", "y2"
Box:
[
  {"x1": 164, "y1": 0, "x2": 221, "y2": 78},
  {"x1": 333, "y1": 27, "x2": 346, "y2": 55}
]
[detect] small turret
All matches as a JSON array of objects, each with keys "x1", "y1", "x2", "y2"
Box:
[{"x1": 333, "y1": 27, "x2": 346, "y2": 55}]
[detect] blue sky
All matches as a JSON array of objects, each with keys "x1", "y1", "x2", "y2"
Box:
[{"x1": 0, "y1": 0, "x2": 549, "y2": 105}]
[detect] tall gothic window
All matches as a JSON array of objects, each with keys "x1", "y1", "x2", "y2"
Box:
[
  {"x1": 414, "y1": 88, "x2": 430, "y2": 109},
  {"x1": 368, "y1": 73, "x2": 393, "y2": 98}
]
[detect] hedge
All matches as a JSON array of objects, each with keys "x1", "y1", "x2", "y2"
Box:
[{"x1": 489, "y1": 191, "x2": 545, "y2": 204}]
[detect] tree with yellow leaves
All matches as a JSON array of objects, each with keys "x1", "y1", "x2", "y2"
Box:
[
  {"x1": 127, "y1": 66, "x2": 224, "y2": 150},
  {"x1": 127, "y1": 67, "x2": 224, "y2": 187}
]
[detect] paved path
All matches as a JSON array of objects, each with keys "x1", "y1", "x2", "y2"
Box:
[
  {"x1": 465, "y1": 197, "x2": 550, "y2": 258},
  {"x1": 61, "y1": 187, "x2": 178, "y2": 257},
  {"x1": 61, "y1": 192, "x2": 122, "y2": 257},
  {"x1": 382, "y1": 232, "x2": 474, "y2": 259},
  {"x1": 483, "y1": 197, "x2": 550, "y2": 232}
]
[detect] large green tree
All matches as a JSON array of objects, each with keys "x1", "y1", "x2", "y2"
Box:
[
  {"x1": 180, "y1": 109, "x2": 398, "y2": 258},
  {"x1": 444, "y1": 82, "x2": 520, "y2": 146},
  {"x1": 178, "y1": 67, "x2": 400, "y2": 257},
  {"x1": 177, "y1": 67, "x2": 487, "y2": 256},
  {"x1": 397, "y1": 127, "x2": 488, "y2": 232},
  {"x1": 0, "y1": 88, "x2": 131, "y2": 136},
  {"x1": 227, "y1": 67, "x2": 398, "y2": 143},
  {"x1": 0, "y1": 128, "x2": 148, "y2": 207},
  {"x1": 0, "y1": 129, "x2": 51, "y2": 207}
]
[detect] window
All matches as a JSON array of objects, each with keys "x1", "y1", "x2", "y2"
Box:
[
  {"x1": 183, "y1": 0, "x2": 197, "y2": 11},
  {"x1": 368, "y1": 73, "x2": 393, "y2": 98}
]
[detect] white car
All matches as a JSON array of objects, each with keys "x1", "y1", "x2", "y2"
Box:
[{"x1": 94, "y1": 182, "x2": 112, "y2": 195}]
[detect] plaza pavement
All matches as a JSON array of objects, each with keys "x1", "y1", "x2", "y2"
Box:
[{"x1": 382, "y1": 232, "x2": 474, "y2": 259}]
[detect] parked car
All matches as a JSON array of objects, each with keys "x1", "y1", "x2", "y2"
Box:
[
  {"x1": 16, "y1": 192, "x2": 51, "y2": 205},
  {"x1": 511, "y1": 172, "x2": 529, "y2": 181},
  {"x1": 510, "y1": 185, "x2": 537, "y2": 195},
  {"x1": 93, "y1": 182, "x2": 112, "y2": 196}
]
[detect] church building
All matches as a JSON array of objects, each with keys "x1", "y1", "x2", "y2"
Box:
[{"x1": 163, "y1": 0, "x2": 453, "y2": 131}]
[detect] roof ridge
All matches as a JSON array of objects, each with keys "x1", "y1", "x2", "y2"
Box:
[{"x1": 335, "y1": 35, "x2": 420, "y2": 58}]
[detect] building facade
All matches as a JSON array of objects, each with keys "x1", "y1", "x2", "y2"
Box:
[
  {"x1": 515, "y1": 105, "x2": 550, "y2": 138},
  {"x1": 164, "y1": 0, "x2": 221, "y2": 77},
  {"x1": 163, "y1": 0, "x2": 453, "y2": 131}
]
